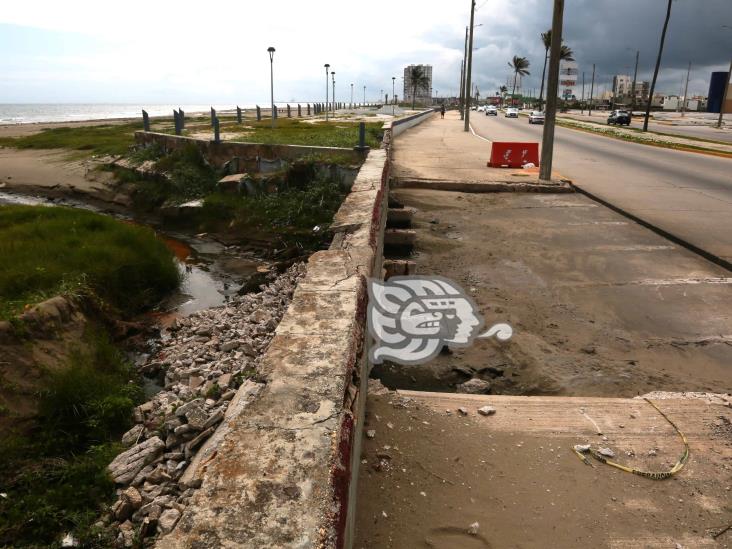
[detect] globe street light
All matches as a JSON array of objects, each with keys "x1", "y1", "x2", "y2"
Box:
[
  {"x1": 268, "y1": 47, "x2": 276, "y2": 128},
  {"x1": 324, "y1": 64, "x2": 330, "y2": 122},
  {"x1": 392, "y1": 76, "x2": 396, "y2": 116},
  {"x1": 350, "y1": 83, "x2": 354, "y2": 107},
  {"x1": 363, "y1": 85, "x2": 366, "y2": 104},
  {"x1": 331, "y1": 71, "x2": 336, "y2": 113}
]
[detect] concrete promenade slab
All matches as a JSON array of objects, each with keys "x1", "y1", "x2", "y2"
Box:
[
  {"x1": 355, "y1": 389, "x2": 732, "y2": 549},
  {"x1": 391, "y1": 111, "x2": 568, "y2": 187}
]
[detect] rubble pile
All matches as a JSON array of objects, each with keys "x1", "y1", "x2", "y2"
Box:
[{"x1": 105, "y1": 263, "x2": 305, "y2": 547}]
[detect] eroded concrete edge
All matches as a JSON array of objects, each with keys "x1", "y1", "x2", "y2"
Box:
[{"x1": 155, "y1": 148, "x2": 389, "y2": 549}]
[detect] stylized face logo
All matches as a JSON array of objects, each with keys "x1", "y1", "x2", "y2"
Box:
[{"x1": 368, "y1": 276, "x2": 512, "y2": 365}]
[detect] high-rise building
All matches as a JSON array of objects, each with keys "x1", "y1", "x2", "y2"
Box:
[
  {"x1": 612, "y1": 74, "x2": 649, "y2": 105},
  {"x1": 403, "y1": 64, "x2": 433, "y2": 105}
]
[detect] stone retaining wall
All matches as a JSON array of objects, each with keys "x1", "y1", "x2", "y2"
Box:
[
  {"x1": 154, "y1": 108, "x2": 439, "y2": 547},
  {"x1": 134, "y1": 132, "x2": 366, "y2": 169},
  {"x1": 156, "y1": 148, "x2": 389, "y2": 548}
]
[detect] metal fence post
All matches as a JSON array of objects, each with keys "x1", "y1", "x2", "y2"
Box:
[
  {"x1": 213, "y1": 117, "x2": 220, "y2": 143},
  {"x1": 237, "y1": 106, "x2": 242, "y2": 123},
  {"x1": 256, "y1": 105, "x2": 261, "y2": 121},
  {"x1": 142, "y1": 110, "x2": 150, "y2": 131}
]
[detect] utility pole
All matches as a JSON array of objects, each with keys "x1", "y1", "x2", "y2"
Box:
[
  {"x1": 581, "y1": 71, "x2": 585, "y2": 114},
  {"x1": 460, "y1": 26, "x2": 468, "y2": 120},
  {"x1": 539, "y1": 0, "x2": 564, "y2": 182},
  {"x1": 718, "y1": 58, "x2": 732, "y2": 128},
  {"x1": 588, "y1": 64, "x2": 596, "y2": 116},
  {"x1": 463, "y1": 0, "x2": 475, "y2": 132},
  {"x1": 644, "y1": 0, "x2": 673, "y2": 132},
  {"x1": 630, "y1": 50, "x2": 639, "y2": 115}
]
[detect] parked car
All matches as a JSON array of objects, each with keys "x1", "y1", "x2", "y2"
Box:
[
  {"x1": 486, "y1": 105, "x2": 498, "y2": 116},
  {"x1": 505, "y1": 107, "x2": 519, "y2": 118},
  {"x1": 607, "y1": 110, "x2": 631, "y2": 125},
  {"x1": 528, "y1": 111, "x2": 545, "y2": 124}
]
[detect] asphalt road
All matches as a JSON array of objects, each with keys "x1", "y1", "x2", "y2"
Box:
[
  {"x1": 559, "y1": 111, "x2": 732, "y2": 143},
  {"x1": 470, "y1": 112, "x2": 732, "y2": 266}
]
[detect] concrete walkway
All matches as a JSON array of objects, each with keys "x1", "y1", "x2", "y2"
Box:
[{"x1": 391, "y1": 111, "x2": 566, "y2": 186}]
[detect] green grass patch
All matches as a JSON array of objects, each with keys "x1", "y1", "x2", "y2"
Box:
[
  {"x1": 200, "y1": 170, "x2": 346, "y2": 237},
  {"x1": 0, "y1": 328, "x2": 140, "y2": 547},
  {"x1": 0, "y1": 205, "x2": 180, "y2": 319},
  {"x1": 167, "y1": 117, "x2": 383, "y2": 148},
  {"x1": 0, "y1": 122, "x2": 141, "y2": 157}
]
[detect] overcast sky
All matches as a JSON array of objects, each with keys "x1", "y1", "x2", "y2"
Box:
[{"x1": 0, "y1": 0, "x2": 730, "y2": 104}]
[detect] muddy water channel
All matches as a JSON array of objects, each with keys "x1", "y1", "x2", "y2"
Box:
[{"x1": 0, "y1": 191, "x2": 267, "y2": 318}]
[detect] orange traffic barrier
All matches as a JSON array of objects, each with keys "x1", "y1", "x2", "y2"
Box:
[{"x1": 488, "y1": 142, "x2": 539, "y2": 168}]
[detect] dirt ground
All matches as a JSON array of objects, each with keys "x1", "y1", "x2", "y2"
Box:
[
  {"x1": 373, "y1": 189, "x2": 732, "y2": 398},
  {"x1": 354, "y1": 389, "x2": 732, "y2": 548}
]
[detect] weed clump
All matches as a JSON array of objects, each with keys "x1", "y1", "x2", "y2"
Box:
[{"x1": 0, "y1": 329, "x2": 140, "y2": 547}]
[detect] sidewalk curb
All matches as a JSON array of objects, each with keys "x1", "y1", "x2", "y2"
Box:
[
  {"x1": 570, "y1": 182, "x2": 732, "y2": 273},
  {"x1": 394, "y1": 177, "x2": 573, "y2": 193}
]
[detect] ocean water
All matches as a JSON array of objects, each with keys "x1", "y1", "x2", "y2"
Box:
[{"x1": 0, "y1": 103, "x2": 299, "y2": 124}]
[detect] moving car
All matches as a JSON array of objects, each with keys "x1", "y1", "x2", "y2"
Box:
[
  {"x1": 505, "y1": 107, "x2": 519, "y2": 118},
  {"x1": 607, "y1": 110, "x2": 631, "y2": 125},
  {"x1": 476, "y1": 105, "x2": 486, "y2": 112},
  {"x1": 485, "y1": 105, "x2": 497, "y2": 116},
  {"x1": 528, "y1": 111, "x2": 545, "y2": 124}
]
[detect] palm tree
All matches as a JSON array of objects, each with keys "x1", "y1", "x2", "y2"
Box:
[
  {"x1": 407, "y1": 66, "x2": 431, "y2": 110},
  {"x1": 508, "y1": 56, "x2": 530, "y2": 105},
  {"x1": 499, "y1": 85, "x2": 508, "y2": 107},
  {"x1": 643, "y1": 0, "x2": 673, "y2": 131},
  {"x1": 538, "y1": 29, "x2": 575, "y2": 107}
]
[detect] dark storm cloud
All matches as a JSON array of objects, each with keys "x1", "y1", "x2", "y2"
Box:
[{"x1": 430, "y1": 0, "x2": 731, "y2": 98}]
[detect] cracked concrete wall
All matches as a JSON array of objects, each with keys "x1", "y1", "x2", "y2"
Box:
[
  {"x1": 134, "y1": 132, "x2": 365, "y2": 169},
  {"x1": 156, "y1": 148, "x2": 389, "y2": 549}
]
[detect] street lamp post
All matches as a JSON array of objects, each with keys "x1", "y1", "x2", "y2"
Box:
[
  {"x1": 268, "y1": 47, "x2": 276, "y2": 128},
  {"x1": 363, "y1": 85, "x2": 366, "y2": 105},
  {"x1": 324, "y1": 63, "x2": 330, "y2": 122},
  {"x1": 351, "y1": 83, "x2": 354, "y2": 107},
  {"x1": 392, "y1": 77, "x2": 396, "y2": 116},
  {"x1": 331, "y1": 72, "x2": 336, "y2": 113}
]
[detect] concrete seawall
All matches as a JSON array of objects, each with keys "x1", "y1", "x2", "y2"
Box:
[{"x1": 156, "y1": 110, "x2": 435, "y2": 548}]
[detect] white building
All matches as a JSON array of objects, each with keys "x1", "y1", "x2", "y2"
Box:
[{"x1": 403, "y1": 64, "x2": 433, "y2": 105}]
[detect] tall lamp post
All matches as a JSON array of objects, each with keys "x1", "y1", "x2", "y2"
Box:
[
  {"x1": 331, "y1": 72, "x2": 336, "y2": 113},
  {"x1": 350, "y1": 83, "x2": 354, "y2": 107},
  {"x1": 392, "y1": 77, "x2": 396, "y2": 116},
  {"x1": 324, "y1": 63, "x2": 330, "y2": 122},
  {"x1": 267, "y1": 47, "x2": 276, "y2": 128},
  {"x1": 363, "y1": 85, "x2": 366, "y2": 104},
  {"x1": 464, "y1": 0, "x2": 476, "y2": 132}
]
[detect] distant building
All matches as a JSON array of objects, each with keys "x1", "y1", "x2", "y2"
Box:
[
  {"x1": 403, "y1": 64, "x2": 433, "y2": 105},
  {"x1": 612, "y1": 74, "x2": 649, "y2": 105}
]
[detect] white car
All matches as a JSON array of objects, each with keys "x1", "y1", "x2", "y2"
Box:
[
  {"x1": 485, "y1": 105, "x2": 497, "y2": 116},
  {"x1": 476, "y1": 105, "x2": 486, "y2": 112},
  {"x1": 505, "y1": 107, "x2": 519, "y2": 118},
  {"x1": 528, "y1": 111, "x2": 545, "y2": 124}
]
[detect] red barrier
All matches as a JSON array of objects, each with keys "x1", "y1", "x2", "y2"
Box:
[{"x1": 488, "y1": 142, "x2": 539, "y2": 168}]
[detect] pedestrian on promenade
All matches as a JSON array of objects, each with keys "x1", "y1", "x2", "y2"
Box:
[{"x1": 440, "y1": 104, "x2": 445, "y2": 119}]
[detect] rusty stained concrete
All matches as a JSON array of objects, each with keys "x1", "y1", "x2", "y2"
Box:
[{"x1": 157, "y1": 149, "x2": 388, "y2": 548}]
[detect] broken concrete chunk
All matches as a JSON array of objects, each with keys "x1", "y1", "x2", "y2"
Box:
[
  {"x1": 477, "y1": 406, "x2": 496, "y2": 416},
  {"x1": 108, "y1": 437, "x2": 165, "y2": 485},
  {"x1": 456, "y1": 378, "x2": 491, "y2": 394},
  {"x1": 157, "y1": 508, "x2": 181, "y2": 535}
]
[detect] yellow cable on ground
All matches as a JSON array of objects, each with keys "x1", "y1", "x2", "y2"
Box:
[{"x1": 572, "y1": 398, "x2": 689, "y2": 480}]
